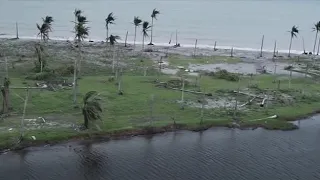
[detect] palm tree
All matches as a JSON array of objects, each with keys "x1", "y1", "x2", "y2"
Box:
[
  {"x1": 73, "y1": 12, "x2": 89, "y2": 105},
  {"x1": 142, "y1": 21, "x2": 151, "y2": 49},
  {"x1": 288, "y1": 25, "x2": 299, "y2": 57},
  {"x1": 108, "y1": 34, "x2": 121, "y2": 45},
  {"x1": 75, "y1": 22, "x2": 89, "y2": 42},
  {"x1": 149, "y1": 8, "x2": 160, "y2": 45},
  {"x1": 105, "y1": 13, "x2": 116, "y2": 42},
  {"x1": 312, "y1": 21, "x2": 320, "y2": 54},
  {"x1": 82, "y1": 91, "x2": 102, "y2": 129},
  {"x1": 108, "y1": 35, "x2": 121, "y2": 73},
  {"x1": 43, "y1": 16, "x2": 53, "y2": 38},
  {"x1": 36, "y1": 16, "x2": 53, "y2": 41},
  {"x1": 133, "y1": 16, "x2": 142, "y2": 47}
]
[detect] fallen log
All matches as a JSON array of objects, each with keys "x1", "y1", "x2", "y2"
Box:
[
  {"x1": 248, "y1": 115, "x2": 278, "y2": 122},
  {"x1": 239, "y1": 97, "x2": 256, "y2": 108}
]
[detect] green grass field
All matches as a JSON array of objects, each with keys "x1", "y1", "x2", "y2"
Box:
[{"x1": 1, "y1": 50, "x2": 320, "y2": 150}]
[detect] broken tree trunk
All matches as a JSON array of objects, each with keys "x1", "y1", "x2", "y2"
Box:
[
  {"x1": 260, "y1": 35, "x2": 264, "y2": 57},
  {"x1": 125, "y1": 31, "x2": 128, "y2": 47},
  {"x1": 231, "y1": 47, "x2": 234, "y2": 57},
  {"x1": 214, "y1": 41, "x2": 217, "y2": 51},
  {"x1": 193, "y1": 39, "x2": 197, "y2": 57},
  {"x1": 1, "y1": 78, "x2": 10, "y2": 114}
]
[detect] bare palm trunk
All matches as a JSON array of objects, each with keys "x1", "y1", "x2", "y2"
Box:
[
  {"x1": 142, "y1": 35, "x2": 145, "y2": 50},
  {"x1": 134, "y1": 26, "x2": 137, "y2": 48},
  {"x1": 150, "y1": 18, "x2": 154, "y2": 44},
  {"x1": 73, "y1": 38, "x2": 81, "y2": 105},
  {"x1": 125, "y1": 31, "x2": 128, "y2": 47},
  {"x1": 288, "y1": 36, "x2": 293, "y2": 57},
  {"x1": 260, "y1": 35, "x2": 264, "y2": 57},
  {"x1": 83, "y1": 110, "x2": 89, "y2": 129},
  {"x1": 73, "y1": 55, "x2": 78, "y2": 105},
  {"x1": 313, "y1": 31, "x2": 318, "y2": 54},
  {"x1": 1, "y1": 87, "x2": 9, "y2": 114},
  {"x1": 106, "y1": 26, "x2": 109, "y2": 43},
  {"x1": 78, "y1": 40, "x2": 82, "y2": 76},
  {"x1": 16, "y1": 22, "x2": 19, "y2": 39},
  {"x1": 317, "y1": 36, "x2": 320, "y2": 55},
  {"x1": 112, "y1": 45, "x2": 116, "y2": 73}
]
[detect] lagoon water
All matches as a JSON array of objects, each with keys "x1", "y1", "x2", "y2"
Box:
[
  {"x1": 1, "y1": 116, "x2": 320, "y2": 180},
  {"x1": 0, "y1": 0, "x2": 320, "y2": 53}
]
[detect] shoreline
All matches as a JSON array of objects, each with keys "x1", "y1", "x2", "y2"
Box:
[
  {"x1": 0, "y1": 36, "x2": 312, "y2": 58},
  {"x1": 1, "y1": 110, "x2": 319, "y2": 154}
]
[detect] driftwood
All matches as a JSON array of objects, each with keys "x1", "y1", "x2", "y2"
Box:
[
  {"x1": 239, "y1": 97, "x2": 256, "y2": 108},
  {"x1": 248, "y1": 115, "x2": 278, "y2": 122}
]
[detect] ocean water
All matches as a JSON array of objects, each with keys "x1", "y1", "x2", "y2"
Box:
[{"x1": 1, "y1": 0, "x2": 320, "y2": 53}]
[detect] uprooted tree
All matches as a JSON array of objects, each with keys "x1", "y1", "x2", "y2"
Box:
[{"x1": 1, "y1": 77, "x2": 10, "y2": 114}]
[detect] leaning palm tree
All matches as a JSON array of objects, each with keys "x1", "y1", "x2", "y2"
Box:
[
  {"x1": 149, "y1": 8, "x2": 160, "y2": 45},
  {"x1": 42, "y1": 16, "x2": 53, "y2": 38},
  {"x1": 73, "y1": 14, "x2": 89, "y2": 105},
  {"x1": 36, "y1": 16, "x2": 53, "y2": 41},
  {"x1": 312, "y1": 21, "x2": 320, "y2": 54},
  {"x1": 133, "y1": 16, "x2": 142, "y2": 47},
  {"x1": 142, "y1": 21, "x2": 151, "y2": 50},
  {"x1": 288, "y1": 25, "x2": 299, "y2": 57},
  {"x1": 82, "y1": 91, "x2": 102, "y2": 129},
  {"x1": 105, "y1": 13, "x2": 116, "y2": 42},
  {"x1": 108, "y1": 35, "x2": 121, "y2": 73}
]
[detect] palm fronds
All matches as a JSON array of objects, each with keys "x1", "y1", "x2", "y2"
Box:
[
  {"x1": 290, "y1": 25, "x2": 299, "y2": 38},
  {"x1": 105, "y1": 12, "x2": 116, "y2": 27},
  {"x1": 82, "y1": 91, "x2": 103, "y2": 129},
  {"x1": 151, "y1": 8, "x2": 160, "y2": 19},
  {"x1": 36, "y1": 16, "x2": 54, "y2": 41},
  {"x1": 142, "y1": 21, "x2": 151, "y2": 37},
  {"x1": 108, "y1": 35, "x2": 121, "y2": 45},
  {"x1": 134, "y1": 16, "x2": 142, "y2": 27}
]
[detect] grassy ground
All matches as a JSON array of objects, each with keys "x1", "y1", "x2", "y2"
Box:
[{"x1": 0, "y1": 41, "x2": 320, "y2": 150}]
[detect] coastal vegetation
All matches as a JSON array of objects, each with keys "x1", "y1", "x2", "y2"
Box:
[{"x1": 1, "y1": 8, "x2": 320, "y2": 151}]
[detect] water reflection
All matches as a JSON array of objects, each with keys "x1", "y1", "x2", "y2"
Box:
[{"x1": 1, "y1": 117, "x2": 320, "y2": 179}]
